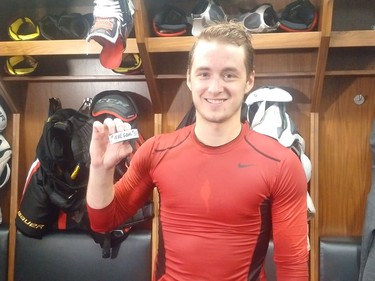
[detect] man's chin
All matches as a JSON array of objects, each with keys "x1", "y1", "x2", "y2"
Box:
[{"x1": 199, "y1": 114, "x2": 226, "y2": 124}]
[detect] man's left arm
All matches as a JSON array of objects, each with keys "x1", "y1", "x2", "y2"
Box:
[{"x1": 271, "y1": 151, "x2": 309, "y2": 281}]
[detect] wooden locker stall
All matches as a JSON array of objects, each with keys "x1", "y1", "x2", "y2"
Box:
[{"x1": 0, "y1": 0, "x2": 374, "y2": 280}]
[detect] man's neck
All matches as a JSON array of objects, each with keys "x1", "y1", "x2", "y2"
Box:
[{"x1": 194, "y1": 120, "x2": 243, "y2": 147}]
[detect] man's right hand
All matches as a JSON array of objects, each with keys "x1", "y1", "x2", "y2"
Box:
[{"x1": 90, "y1": 118, "x2": 134, "y2": 170}]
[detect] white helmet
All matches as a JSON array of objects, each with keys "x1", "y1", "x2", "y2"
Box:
[
  {"x1": 0, "y1": 135, "x2": 11, "y2": 189},
  {"x1": 0, "y1": 104, "x2": 7, "y2": 132},
  {"x1": 245, "y1": 86, "x2": 292, "y2": 139},
  {"x1": 191, "y1": 0, "x2": 227, "y2": 37},
  {"x1": 240, "y1": 4, "x2": 280, "y2": 33},
  {"x1": 246, "y1": 86, "x2": 312, "y2": 182}
]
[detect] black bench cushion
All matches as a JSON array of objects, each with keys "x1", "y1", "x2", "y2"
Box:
[
  {"x1": 15, "y1": 228, "x2": 151, "y2": 281},
  {"x1": 0, "y1": 225, "x2": 9, "y2": 281},
  {"x1": 320, "y1": 236, "x2": 361, "y2": 281}
]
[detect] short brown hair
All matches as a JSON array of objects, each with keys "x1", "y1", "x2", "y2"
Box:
[{"x1": 187, "y1": 22, "x2": 255, "y2": 76}]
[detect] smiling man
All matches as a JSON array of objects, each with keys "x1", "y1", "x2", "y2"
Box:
[{"x1": 87, "y1": 22, "x2": 309, "y2": 281}]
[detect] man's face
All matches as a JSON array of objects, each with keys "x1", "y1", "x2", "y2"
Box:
[{"x1": 187, "y1": 40, "x2": 254, "y2": 125}]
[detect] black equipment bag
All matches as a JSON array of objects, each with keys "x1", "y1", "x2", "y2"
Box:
[
  {"x1": 16, "y1": 98, "x2": 93, "y2": 237},
  {"x1": 36, "y1": 107, "x2": 93, "y2": 211},
  {"x1": 16, "y1": 96, "x2": 154, "y2": 258}
]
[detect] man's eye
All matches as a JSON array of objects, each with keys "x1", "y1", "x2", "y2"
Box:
[
  {"x1": 197, "y1": 72, "x2": 209, "y2": 78},
  {"x1": 224, "y1": 73, "x2": 236, "y2": 80}
]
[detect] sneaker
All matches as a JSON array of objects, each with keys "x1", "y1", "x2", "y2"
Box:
[
  {"x1": 120, "y1": 0, "x2": 135, "y2": 39},
  {"x1": 87, "y1": 0, "x2": 135, "y2": 69}
]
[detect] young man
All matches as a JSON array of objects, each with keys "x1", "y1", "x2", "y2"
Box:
[{"x1": 87, "y1": 22, "x2": 309, "y2": 281}]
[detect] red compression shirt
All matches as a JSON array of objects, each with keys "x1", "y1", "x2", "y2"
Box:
[{"x1": 87, "y1": 123, "x2": 309, "y2": 281}]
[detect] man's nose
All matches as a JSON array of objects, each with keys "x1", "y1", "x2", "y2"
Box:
[{"x1": 207, "y1": 77, "x2": 223, "y2": 94}]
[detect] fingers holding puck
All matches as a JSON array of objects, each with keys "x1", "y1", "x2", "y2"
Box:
[{"x1": 106, "y1": 118, "x2": 139, "y2": 144}]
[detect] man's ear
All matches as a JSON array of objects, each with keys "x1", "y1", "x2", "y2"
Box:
[
  {"x1": 245, "y1": 70, "x2": 255, "y2": 93},
  {"x1": 186, "y1": 71, "x2": 192, "y2": 91}
]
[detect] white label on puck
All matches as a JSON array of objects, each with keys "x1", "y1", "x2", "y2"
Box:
[{"x1": 109, "y1": 129, "x2": 139, "y2": 144}]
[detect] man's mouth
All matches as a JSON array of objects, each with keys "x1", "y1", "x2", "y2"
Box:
[{"x1": 206, "y1": 98, "x2": 226, "y2": 104}]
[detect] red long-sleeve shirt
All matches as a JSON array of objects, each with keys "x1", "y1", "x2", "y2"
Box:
[{"x1": 88, "y1": 123, "x2": 309, "y2": 281}]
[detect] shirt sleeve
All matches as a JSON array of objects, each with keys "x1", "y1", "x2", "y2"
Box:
[
  {"x1": 271, "y1": 150, "x2": 309, "y2": 281},
  {"x1": 87, "y1": 137, "x2": 156, "y2": 232}
]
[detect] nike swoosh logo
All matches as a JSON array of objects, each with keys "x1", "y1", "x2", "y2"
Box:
[{"x1": 238, "y1": 163, "x2": 253, "y2": 168}]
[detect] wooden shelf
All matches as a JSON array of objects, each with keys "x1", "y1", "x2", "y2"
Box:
[
  {"x1": 251, "y1": 32, "x2": 322, "y2": 50},
  {"x1": 155, "y1": 71, "x2": 316, "y2": 80},
  {"x1": 146, "y1": 32, "x2": 322, "y2": 53},
  {"x1": 325, "y1": 70, "x2": 375, "y2": 76},
  {"x1": 1, "y1": 75, "x2": 146, "y2": 82},
  {"x1": 330, "y1": 30, "x2": 375, "y2": 47},
  {"x1": 0, "y1": 38, "x2": 139, "y2": 56},
  {"x1": 146, "y1": 37, "x2": 195, "y2": 53}
]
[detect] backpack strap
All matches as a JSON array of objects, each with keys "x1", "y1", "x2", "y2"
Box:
[
  {"x1": 91, "y1": 201, "x2": 154, "y2": 258},
  {"x1": 48, "y1": 98, "x2": 62, "y2": 117},
  {"x1": 176, "y1": 104, "x2": 195, "y2": 129}
]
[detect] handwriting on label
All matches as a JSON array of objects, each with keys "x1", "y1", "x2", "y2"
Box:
[{"x1": 109, "y1": 129, "x2": 139, "y2": 144}]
